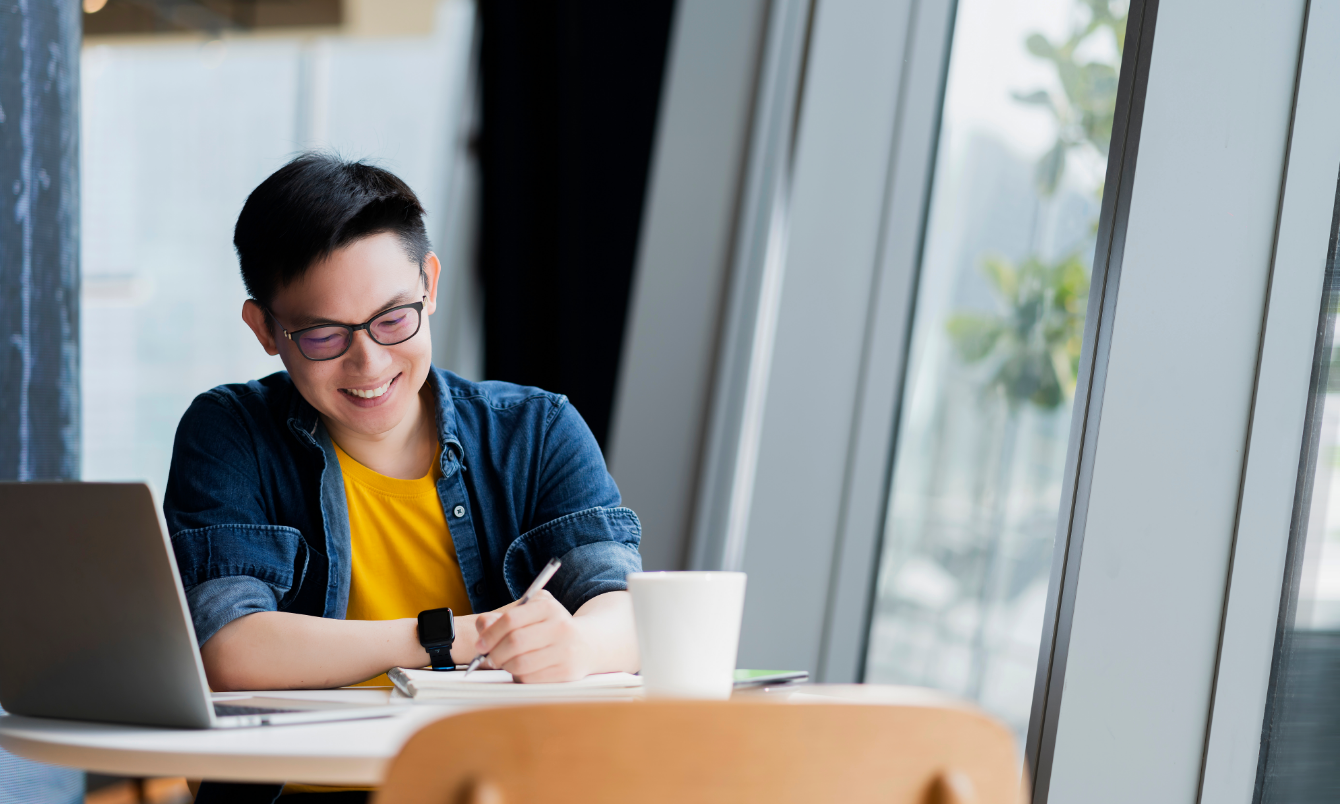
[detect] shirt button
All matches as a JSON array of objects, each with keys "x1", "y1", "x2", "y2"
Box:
[{"x1": 453, "y1": 505, "x2": 466, "y2": 518}]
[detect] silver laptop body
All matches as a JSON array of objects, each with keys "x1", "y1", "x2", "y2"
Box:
[{"x1": 0, "y1": 482, "x2": 398, "y2": 728}]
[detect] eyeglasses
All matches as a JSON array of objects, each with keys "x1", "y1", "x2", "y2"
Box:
[{"x1": 275, "y1": 297, "x2": 426, "y2": 361}]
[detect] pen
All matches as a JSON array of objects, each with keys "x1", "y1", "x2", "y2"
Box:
[{"x1": 463, "y1": 557, "x2": 562, "y2": 676}]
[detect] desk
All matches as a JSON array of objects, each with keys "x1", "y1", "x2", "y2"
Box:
[{"x1": 0, "y1": 684, "x2": 957, "y2": 785}]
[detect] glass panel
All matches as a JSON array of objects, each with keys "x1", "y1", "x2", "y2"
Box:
[
  {"x1": 1256, "y1": 178, "x2": 1340, "y2": 804},
  {"x1": 80, "y1": 1, "x2": 474, "y2": 494},
  {"x1": 862, "y1": 0, "x2": 1127, "y2": 737}
]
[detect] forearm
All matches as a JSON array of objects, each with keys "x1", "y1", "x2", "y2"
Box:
[
  {"x1": 201, "y1": 610, "x2": 485, "y2": 691},
  {"x1": 572, "y1": 591, "x2": 640, "y2": 674}
]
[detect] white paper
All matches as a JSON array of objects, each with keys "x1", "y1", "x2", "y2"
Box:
[{"x1": 388, "y1": 667, "x2": 643, "y2": 701}]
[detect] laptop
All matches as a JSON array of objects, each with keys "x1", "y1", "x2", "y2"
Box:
[{"x1": 0, "y1": 482, "x2": 401, "y2": 728}]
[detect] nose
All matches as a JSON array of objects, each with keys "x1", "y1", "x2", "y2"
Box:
[{"x1": 341, "y1": 329, "x2": 392, "y2": 374}]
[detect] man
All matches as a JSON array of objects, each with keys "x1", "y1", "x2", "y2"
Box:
[{"x1": 164, "y1": 154, "x2": 642, "y2": 697}]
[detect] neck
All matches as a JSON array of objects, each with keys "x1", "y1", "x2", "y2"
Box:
[{"x1": 323, "y1": 380, "x2": 439, "y2": 479}]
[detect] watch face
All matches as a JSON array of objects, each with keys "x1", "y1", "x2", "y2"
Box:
[{"x1": 418, "y1": 608, "x2": 455, "y2": 646}]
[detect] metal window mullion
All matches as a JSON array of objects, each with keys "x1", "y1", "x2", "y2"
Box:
[
  {"x1": 687, "y1": 0, "x2": 814, "y2": 572},
  {"x1": 1197, "y1": 0, "x2": 1340, "y2": 799},
  {"x1": 814, "y1": 0, "x2": 958, "y2": 684},
  {"x1": 1025, "y1": 0, "x2": 1161, "y2": 799}
]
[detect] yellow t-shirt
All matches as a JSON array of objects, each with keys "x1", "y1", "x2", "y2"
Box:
[
  {"x1": 336, "y1": 441, "x2": 473, "y2": 686},
  {"x1": 283, "y1": 443, "x2": 473, "y2": 796}
]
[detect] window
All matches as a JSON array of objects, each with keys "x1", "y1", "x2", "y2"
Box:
[
  {"x1": 80, "y1": 0, "x2": 474, "y2": 493},
  {"x1": 1256, "y1": 175, "x2": 1340, "y2": 803},
  {"x1": 863, "y1": 0, "x2": 1126, "y2": 736}
]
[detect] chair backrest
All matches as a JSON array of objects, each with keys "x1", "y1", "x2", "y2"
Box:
[{"x1": 374, "y1": 699, "x2": 1022, "y2": 804}]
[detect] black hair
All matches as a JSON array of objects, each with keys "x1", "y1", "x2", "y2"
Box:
[{"x1": 234, "y1": 153, "x2": 431, "y2": 307}]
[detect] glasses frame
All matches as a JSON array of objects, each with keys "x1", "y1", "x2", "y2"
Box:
[{"x1": 276, "y1": 297, "x2": 426, "y2": 362}]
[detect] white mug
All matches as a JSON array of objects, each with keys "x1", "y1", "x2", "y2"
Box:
[{"x1": 628, "y1": 571, "x2": 747, "y2": 699}]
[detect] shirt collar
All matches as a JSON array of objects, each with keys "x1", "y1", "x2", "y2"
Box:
[
  {"x1": 426, "y1": 367, "x2": 464, "y2": 466},
  {"x1": 285, "y1": 375, "x2": 322, "y2": 448},
  {"x1": 283, "y1": 368, "x2": 462, "y2": 461}
]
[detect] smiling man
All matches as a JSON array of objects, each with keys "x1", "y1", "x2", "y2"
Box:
[{"x1": 163, "y1": 154, "x2": 642, "y2": 700}]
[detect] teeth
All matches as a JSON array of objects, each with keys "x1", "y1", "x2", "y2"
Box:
[{"x1": 344, "y1": 378, "x2": 393, "y2": 399}]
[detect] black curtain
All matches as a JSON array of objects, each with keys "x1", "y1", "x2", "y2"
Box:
[{"x1": 478, "y1": 0, "x2": 677, "y2": 449}]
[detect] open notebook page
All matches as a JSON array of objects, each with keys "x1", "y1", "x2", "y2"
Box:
[{"x1": 388, "y1": 667, "x2": 643, "y2": 700}]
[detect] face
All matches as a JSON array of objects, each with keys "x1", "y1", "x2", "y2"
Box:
[{"x1": 242, "y1": 232, "x2": 441, "y2": 440}]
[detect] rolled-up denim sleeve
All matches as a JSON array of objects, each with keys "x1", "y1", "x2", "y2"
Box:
[
  {"x1": 164, "y1": 393, "x2": 306, "y2": 645},
  {"x1": 504, "y1": 400, "x2": 643, "y2": 611},
  {"x1": 183, "y1": 576, "x2": 285, "y2": 646},
  {"x1": 172, "y1": 523, "x2": 308, "y2": 644},
  {"x1": 504, "y1": 507, "x2": 642, "y2": 611}
]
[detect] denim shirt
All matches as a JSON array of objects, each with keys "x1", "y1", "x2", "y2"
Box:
[{"x1": 163, "y1": 367, "x2": 642, "y2": 646}]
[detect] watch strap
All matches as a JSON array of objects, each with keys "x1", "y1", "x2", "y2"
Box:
[{"x1": 426, "y1": 644, "x2": 455, "y2": 671}]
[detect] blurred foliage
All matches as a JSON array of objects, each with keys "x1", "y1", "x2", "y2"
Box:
[
  {"x1": 1013, "y1": 0, "x2": 1127, "y2": 196},
  {"x1": 946, "y1": 0, "x2": 1127, "y2": 408},
  {"x1": 947, "y1": 253, "x2": 1089, "y2": 410}
]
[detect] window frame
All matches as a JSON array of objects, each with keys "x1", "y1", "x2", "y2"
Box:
[
  {"x1": 1199, "y1": 2, "x2": 1340, "y2": 801},
  {"x1": 621, "y1": 0, "x2": 1318, "y2": 799},
  {"x1": 811, "y1": 0, "x2": 958, "y2": 685},
  {"x1": 1028, "y1": 0, "x2": 1309, "y2": 799}
]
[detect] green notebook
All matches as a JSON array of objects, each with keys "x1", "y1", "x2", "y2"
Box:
[{"x1": 733, "y1": 669, "x2": 808, "y2": 688}]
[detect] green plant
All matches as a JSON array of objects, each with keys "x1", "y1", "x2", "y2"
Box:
[
  {"x1": 946, "y1": 1, "x2": 1125, "y2": 406},
  {"x1": 1013, "y1": 0, "x2": 1126, "y2": 197},
  {"x1": 936, "y1": 0, "x2": 1126, "y2": 707},
  {"x1": 946, "y1": 252, "x2": 1089, "y2": 410}
]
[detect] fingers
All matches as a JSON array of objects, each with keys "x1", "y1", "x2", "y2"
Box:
[
  {"x1": 507, "y1": 655, "x2": 584, "y2": 684},
  {"x1": 487, "y1": 621, "x2": 560, "y2": 672},
  {"x1": 475, "y1": 590, "x2": 562, "y2": 653},
  {"x1": 484, "y1": 616, "x2": 564, "y2": 668},
  {"x1": 494, "y1": 629, "x2": 586, "y2": 683},
  {"x1": 473, "y1": 611, "x2": 502, "y2": 636},
  {"x1": 470, "y1": 591, "x2": 589, "y2": 683}
]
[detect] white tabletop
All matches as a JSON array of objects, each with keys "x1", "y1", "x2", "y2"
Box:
[
  {"x1": 0, "y1": 684, "x2": 957, "y2": 785},
  {"x1": 0, "y1": 689, "x2": 458, "y2": 785}
]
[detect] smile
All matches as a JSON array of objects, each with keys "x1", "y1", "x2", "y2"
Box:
[{"x1": 340, "y1": 376, "x2": 396, "y2": 399}]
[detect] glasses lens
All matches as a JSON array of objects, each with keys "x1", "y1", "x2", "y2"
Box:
[
  {"x1": 369, "y1": 305, "x2": 421, "y2": 346},
  {"x1": 296, "y1": 326, "x2": 352, "y2": 360}
]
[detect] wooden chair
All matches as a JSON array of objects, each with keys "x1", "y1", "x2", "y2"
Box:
[{"x1": 374, "y1": 692, "x2": 1022, "y2": 804}]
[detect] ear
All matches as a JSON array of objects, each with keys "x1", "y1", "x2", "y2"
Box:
[
  {"x1": 242, "y1": 299, "x2": 281, "y2": 356},
  {"x1": 421, "y1": 252, "x2": 443, "y2": 316}
]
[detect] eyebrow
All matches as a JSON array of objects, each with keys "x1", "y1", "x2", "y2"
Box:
[{"x1": 288, "y1": 290, "x2": 421, "y2": 329}]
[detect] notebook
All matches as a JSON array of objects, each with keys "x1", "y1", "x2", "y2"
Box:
[{"x1": 388, "y1": 667, "x2": 644, "y2": 701}]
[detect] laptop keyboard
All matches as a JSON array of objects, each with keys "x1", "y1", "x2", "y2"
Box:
[{"x1": 214, "y1": 703, "x2": 303, "y2": 717}]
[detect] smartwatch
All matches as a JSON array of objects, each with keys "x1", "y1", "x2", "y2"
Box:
[{"x1": 417, "y1": 607, "x2": 456, "y2": 670}]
